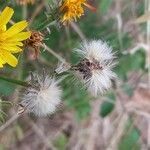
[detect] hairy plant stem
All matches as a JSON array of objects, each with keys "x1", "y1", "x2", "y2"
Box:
[{"x1": 42, "y1": 44, "x2": 66, "y2": 63}]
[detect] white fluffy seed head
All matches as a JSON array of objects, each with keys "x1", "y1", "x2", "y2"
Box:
[
  {"x1": 20, "y1": 74, "x2": 62, "y2": 117},
  {"x1": 74, "y1": 40, "x2": 117, "y2": 96},
  {"x1": 76, "y1": 40, "x2": 114, "y2": 62}
]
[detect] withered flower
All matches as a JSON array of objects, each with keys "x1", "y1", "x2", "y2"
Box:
[{"x1": 25, "y1": 31, "x2": 44, "y2": 59}]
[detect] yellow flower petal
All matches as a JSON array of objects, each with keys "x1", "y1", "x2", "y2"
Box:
[
  {"x1": 7, "y1": 32, "x2": 31, "y2": 42},
  {"x1": 2, "y1": 21, "x2": 28, "y2": 38},
  {"x1": 1, "y1": 25, "x2": 6, "y2": 32},
  {"x1": 0, "y1": 7, "x2": 30, "y2": 68},
  {"x1": 2, "y1": 44, "x2": 22, "y2": 53},
  {"x1": 0, "y1": 61, "x2": 3, "y2": 67},
  {"x1": 0, "y1": 56, "x2": 6, "y2": 66},
  {"x1": 0, "y1": 7, "x2": 14, "y2": 29},
  {"x1": 2, "y1": 42, "x2": 23, "y2": 47},
  {"x1": 0, "y1": 51, "x2": 18, "y2": 67},
  {"x1": 0, "y1": 63, "x2": 3, "y2": 68}
]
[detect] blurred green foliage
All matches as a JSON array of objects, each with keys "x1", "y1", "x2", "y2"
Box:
[
  {"x1": 99, "y1": 0, "x2": 113, "y2": 14},
  {"x1": 116, "y1": 50, "x2": 146, "y2": 80},
  {"x1": 119, "y1": 119, "x2": 141, "y2": 150},
  {"x1": 122, "y1": 83, "x2": 134, "y2": 97},
  {"x1": 0, "y1": 80, "x2": 15, "y2": 95},
  {"x1": 62, "y1": 74, "x2": 91, "y2": 120},
  {"x1": 54, "y1": 134, "x2": 68, "y2": 150},
  {"x1": 0, "y1": 145, "x2": 5, "y2": 150}
]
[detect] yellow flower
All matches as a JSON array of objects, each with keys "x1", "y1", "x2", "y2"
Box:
[
  {"x1": 0, "y1": 7, "x2": 31, "y2": 68},
  {"x1": 60, "y1": 0, "x2": 96, "y2": 24}
]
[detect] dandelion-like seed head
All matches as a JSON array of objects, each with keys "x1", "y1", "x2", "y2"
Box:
[
  {"x1": 73, "y1": 40, "x2": 117, "y2": 96},
  {"x1": 19, "y1": 73, "x2": 62, "y2": 117}
]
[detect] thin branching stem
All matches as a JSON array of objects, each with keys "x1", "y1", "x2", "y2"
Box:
[
  {"x1": 0, "y1": 113, "x2": 19, "y2": 132},
  {"x1": 42, "y1": 44, "x2": 66, "y2": 63}
]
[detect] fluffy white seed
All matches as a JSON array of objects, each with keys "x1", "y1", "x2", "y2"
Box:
[
  {"x1": 20, "y1": 74, "x2": 62, "y2": 117},
  {"x1": 55, "y1": 62, "x2": 71, "y2": 74},
  {"x1": 75, "y1": 40, "x2": 117, "y2": 96},
  {"x1": 76, "y1": 40, "x2": 115, "y2": 62}
]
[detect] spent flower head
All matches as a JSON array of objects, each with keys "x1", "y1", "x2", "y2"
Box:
[
  {"x1": 19, "y1": 72, "x2": 62, "y2": 117},
  {"x1": 73, "y1": 40, "x2": 117, "y2": 96},
  {"x1": 25, "y1": 31, "x2": 44, "y2": 59},
  {"x1": 0, "y1": 7, "x2": 31, "y2": 68}
]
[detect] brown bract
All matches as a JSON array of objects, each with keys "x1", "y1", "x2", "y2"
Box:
[{"x1": 25, "y1": 31, "x2": 44, "y2": 59}]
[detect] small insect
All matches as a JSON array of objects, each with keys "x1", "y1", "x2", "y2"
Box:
[
  {"x1": 17, "y1": 103, "x2": 26, "y2": 115},
  {"x1": 72, "y1": 58, "x2": 103, "y2": 80}
]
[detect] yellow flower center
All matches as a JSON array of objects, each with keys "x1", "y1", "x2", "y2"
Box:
[{"x1": 60, "y1": 0, "x2": 87, "y2": 23}]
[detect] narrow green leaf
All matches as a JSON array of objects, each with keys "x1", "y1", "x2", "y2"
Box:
[{"x1": 100, "y1": 92, "x2": 116, "y2": 118}]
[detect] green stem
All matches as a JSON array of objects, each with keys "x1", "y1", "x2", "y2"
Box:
[
  {"x1": 36, "y1": 20, "x2": 56, "y2": 31},
  {"x1": 0, "y1": 76, "x2": 30, "y2": 87}
]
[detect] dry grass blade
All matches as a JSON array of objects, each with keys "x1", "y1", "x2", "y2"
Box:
[
  {"x1": 106, "y1": 114, "x2": 129, "y2": 150},
  {"x1": 134, "y1": 11, "x2": 150, "y2": 24}
]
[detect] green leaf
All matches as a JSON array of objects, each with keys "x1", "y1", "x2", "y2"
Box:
[
  {"x1": 0, "y1": 80, "x2": 15, "y2": 95},
  {"x1": 119, "y1": 123, "x2": 140, "y2": 150},
  {"x1": 116, "y1": 49, "x2": 146, "y2": 80},
  {"x1": 130, "y1": 50, "x2": 146, "y2": 70},
  {"x1": 100, "y1": 92, "x2": 116, "y2": 117}
]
